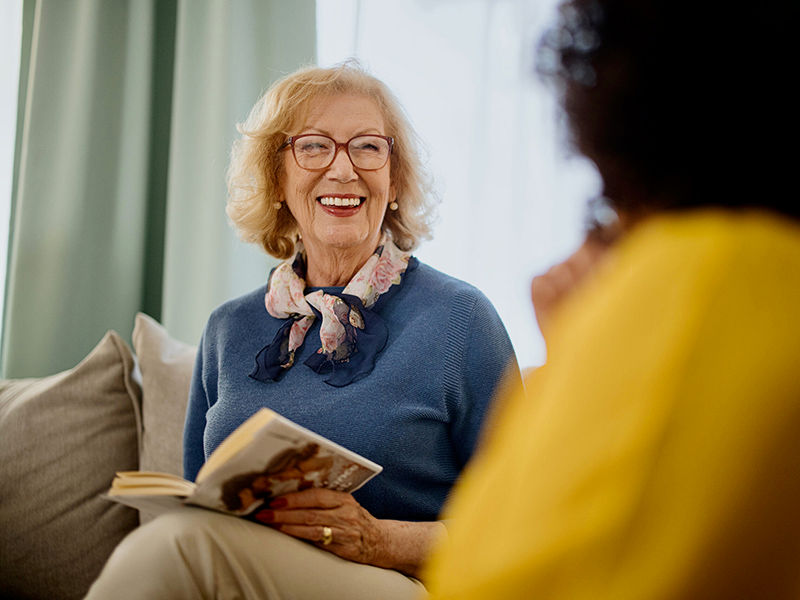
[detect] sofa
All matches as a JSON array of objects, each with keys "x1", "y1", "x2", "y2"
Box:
[{"x1": 0, "y1": 313, "x2": 197, "y2": 600}]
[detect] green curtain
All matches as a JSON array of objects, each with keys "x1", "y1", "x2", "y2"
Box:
[{"x1": 1, "y1": 0, "x2": 316, "y2": 378}]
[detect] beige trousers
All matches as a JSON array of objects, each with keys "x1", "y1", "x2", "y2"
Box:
[{"x1": 85, "y1": 507, "x2": 426, "y2": 600}]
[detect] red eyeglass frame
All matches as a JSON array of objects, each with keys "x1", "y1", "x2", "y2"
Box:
[{"x1": 279, "y1": 133, "x2": 395, "y2": 171}]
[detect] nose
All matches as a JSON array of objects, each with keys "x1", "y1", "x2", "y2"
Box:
[{"x1": 325, "y1": 146, "x2": 358, "y2": 182}]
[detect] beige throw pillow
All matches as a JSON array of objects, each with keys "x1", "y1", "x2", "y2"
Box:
[
  {"x1": 0, "y1": 331, "x2": 141, "y2": 600},
  {"x1": 132, "y1": 312, "x2": 196, "y2": 478}
]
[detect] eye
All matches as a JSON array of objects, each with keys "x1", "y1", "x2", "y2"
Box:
[
  {"x1": 351, "y1": 138, "x2": 384, "y2": 154},
  {"x1": 296, "y1": 137, "x2": 333, "y2": 154}
]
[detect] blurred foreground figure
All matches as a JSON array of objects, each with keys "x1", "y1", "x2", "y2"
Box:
[{"x1": 425, "y1": 0, "x2": 800, "y2": 598}]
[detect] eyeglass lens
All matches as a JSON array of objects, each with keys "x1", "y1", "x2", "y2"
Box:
[{"x1": 293, "y1": 135, "x2": 390, "y2": 170}]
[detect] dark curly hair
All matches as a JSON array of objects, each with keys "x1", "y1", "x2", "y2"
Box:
[{"x1": 538, "y1": 0, "x2": 797, "y2": 220}]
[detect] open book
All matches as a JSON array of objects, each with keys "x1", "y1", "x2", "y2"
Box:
[{"x1": 106, "y1": 408, "x2": 382, "y2": 516}]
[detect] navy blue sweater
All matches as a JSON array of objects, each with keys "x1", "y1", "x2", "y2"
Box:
[{"x1": 183, "y1": 262, "x2": 519, "y2": 521}]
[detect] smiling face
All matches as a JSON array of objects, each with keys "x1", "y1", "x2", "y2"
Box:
[{"x1": 280, "y1": 93, "x2": 395, "y2": 274}]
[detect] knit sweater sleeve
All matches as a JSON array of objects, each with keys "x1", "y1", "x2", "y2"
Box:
[{"x1": 444, "y1": 289, "x2": 520, "y2": 467}]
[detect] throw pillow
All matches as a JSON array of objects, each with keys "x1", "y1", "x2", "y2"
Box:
[
  {"x1": 132, "y1": 312, "x2": 196, "y2": 478},
  {"x1": 0, "y1": 331, "x2": 141, "y2": 600}
]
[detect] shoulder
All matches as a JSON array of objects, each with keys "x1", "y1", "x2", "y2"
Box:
[
  {"x1": 616, "y1": 209, "x2": 800, "y2": 294},
  {"x1": 550, "y1": 208, "x2": 800, "y2": 376},
  {"x1": 401, "y1": 261, "x2": 513, "y2": 353},
  {"x1": 203, "y1": 284, "x2": 269, "y2": 338},
  {"x1": 405, "y1": 261, "x2": 497, "y2": 311}
]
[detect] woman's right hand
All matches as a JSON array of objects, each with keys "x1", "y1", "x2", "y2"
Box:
[{"x1": 254, "y1": 488, "x2": 446, "y2": 578}]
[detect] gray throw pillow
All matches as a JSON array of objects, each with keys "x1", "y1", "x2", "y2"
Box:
[{"x1": 0, "y1": 331, "x2": 141, "y2": 600}]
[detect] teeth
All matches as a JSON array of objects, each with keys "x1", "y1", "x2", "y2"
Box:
[{"x1": 319, "y1": 196, "x2": 362, "y2": 207}]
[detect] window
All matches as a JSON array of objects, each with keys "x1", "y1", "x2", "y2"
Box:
[
  {"x1": 317, "y1": 0, "x2": 601, "y2": 366},
  {"x1": 0, "y1": 0, "x2": 24, "y2": 344}
]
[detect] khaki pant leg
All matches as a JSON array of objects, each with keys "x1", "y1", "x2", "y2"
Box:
[{"x1": 84, "y1": 506, "x2": 426, "y2": 600}]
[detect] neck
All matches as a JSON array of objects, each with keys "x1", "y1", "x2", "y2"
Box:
[{"x1": 303, "y1": 241, "x2": 379, "y2": 287}]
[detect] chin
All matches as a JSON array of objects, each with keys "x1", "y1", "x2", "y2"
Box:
[
  {"x1": 318, "y1": 226, "x2": 378, "y2": 252},
  {"x1": 322, "y1": 236, "x2": 372, "y2": 253}
]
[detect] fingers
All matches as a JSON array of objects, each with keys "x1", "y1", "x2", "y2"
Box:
[
  {"x1": 531, "y1": 261, "x2": 579, "y2": 335},
  {"x1": 275, "y1": 524, "x2": 338, "y2": 546},
  {"x1": 268, "y1": 487, "x2": 349, "y2": 510},
  {"x1": 252, "y1": 490, "x2": 383, "y2": 564},
  {"x1": 532, "y1": 237, "x2": 613, "y2": 340},
  {"x1": 256, "y1": 506, "x2": 333, "y2": 526},
  {"x1": 252, "y1": 489, "x2": 358, "y2": 528}
]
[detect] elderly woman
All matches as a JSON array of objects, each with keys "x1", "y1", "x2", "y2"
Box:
[
  {"x1": 86, "y1": 63, "x2": 518, "y2": 599},
  {"x1": 425, "y1": 0, "x2": 800, "y2": 598}
]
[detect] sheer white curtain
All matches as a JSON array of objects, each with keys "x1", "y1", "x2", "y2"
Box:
[
  {"x1": 0, "y1": 0, "x2": 23, "y2": 347},
  {"x1": 317, "y1": 0, "x2": 601, "y2": 367}
]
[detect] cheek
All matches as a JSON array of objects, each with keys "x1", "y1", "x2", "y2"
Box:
[
  {"x1": 369, "y1": 172, "x2": 392, "y2": 203},
  {"x1": 286, "y1": 177, "x2": 316, "y2": 212},
  {"x1": 282, "y1": 163, "x2": 315, "y2": 201},
  {"x1": 368, "y1": 188, "x2": 389, "y2": 220}
]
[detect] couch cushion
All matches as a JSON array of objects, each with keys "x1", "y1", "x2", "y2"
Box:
[
  {"x1": 0, "y1": 331, "x2": 141, "y2": 600},
  {"x1": 132, "y1": 312, "x2": 196, "y2": 478}
]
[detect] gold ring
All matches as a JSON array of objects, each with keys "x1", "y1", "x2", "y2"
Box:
[{"x1": 321, "y1": 526, "x2": 333, "y2": 546}]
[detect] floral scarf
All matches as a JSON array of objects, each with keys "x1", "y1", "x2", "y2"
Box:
[{"x1": 250, "y1": 234, "x2": 417, "y2": 387}]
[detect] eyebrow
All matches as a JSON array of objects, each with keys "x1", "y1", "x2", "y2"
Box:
[{"x1": 299, "y1": 128, "x2": 385, "y2": 138}]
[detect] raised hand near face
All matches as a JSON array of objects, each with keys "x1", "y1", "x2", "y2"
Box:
[{"x1": 531, "y1": 222, "x2": 621, "y2": 347}]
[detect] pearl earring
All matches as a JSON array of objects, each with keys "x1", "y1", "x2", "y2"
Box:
[
  {"x1": 389, "y1": 201, "x2": 398, "y2": 211},
  {"x1": 273, "y1": 201, "x2": 282, "y2": 210}
]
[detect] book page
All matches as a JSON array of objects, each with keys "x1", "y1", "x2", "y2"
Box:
[
  {"x1": 189, "y1": 413, "x2": 381, "y2": 515},
  {"x1": 109, "y1": 471, "x2": 196, "y2": 497},
  {"x1": 197, "y1": 409, "x2": 278, "y2": 482}
]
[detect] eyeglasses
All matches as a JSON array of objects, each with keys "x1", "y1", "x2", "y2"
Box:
[{"x1": 280, "y1": 134, "x2": 394, "y2": 171}]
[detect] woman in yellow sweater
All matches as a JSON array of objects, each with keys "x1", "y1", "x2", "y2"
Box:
[{"x1": 425, "y1": 0, "x2": 800, "y2": 598}]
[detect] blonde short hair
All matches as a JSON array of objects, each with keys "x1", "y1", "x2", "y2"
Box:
[{"x1": 226, "y1": 62, "x2": 437, "y2": 259}]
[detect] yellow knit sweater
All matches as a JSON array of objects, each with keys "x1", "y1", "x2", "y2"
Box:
[{"x1": 425, "y1": 209, "x2": 800, "y2": 599}]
